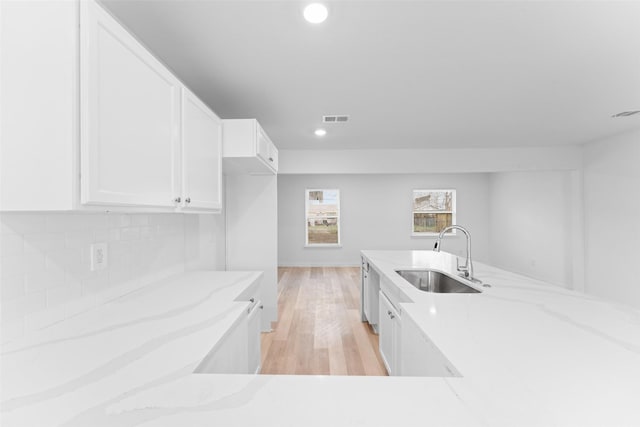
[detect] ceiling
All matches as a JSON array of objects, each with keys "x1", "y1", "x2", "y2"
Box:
[{"x1": 101, "y1": 0, "x2": 640, "y2": 150}]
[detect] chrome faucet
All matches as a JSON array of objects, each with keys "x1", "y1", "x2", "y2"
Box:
[{"x1": 433, "y1": 225, "x2": 480, "y2": 283}]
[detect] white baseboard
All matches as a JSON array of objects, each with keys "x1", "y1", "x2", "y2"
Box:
[{"x1": 278, "y1": 262, "x2": 360, "y2": 267}]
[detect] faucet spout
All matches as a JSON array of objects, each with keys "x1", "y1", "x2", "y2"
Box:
[{"x1": 433, "y1": 225, "x2": 477, "y2": 283}]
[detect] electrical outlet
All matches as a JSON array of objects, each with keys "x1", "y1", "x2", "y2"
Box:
[{"x1": 90, "y1": 243, "x2": 108, "y2": 271}]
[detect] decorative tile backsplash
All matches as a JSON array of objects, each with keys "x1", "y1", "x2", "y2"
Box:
[{"x1": 0, "y1": 212, "x2": 222, "y2": 343}]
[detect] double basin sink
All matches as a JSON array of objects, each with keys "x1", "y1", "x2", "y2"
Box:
[{"x1": 396, "y1": 269, "x2": 481, "y2": 293}]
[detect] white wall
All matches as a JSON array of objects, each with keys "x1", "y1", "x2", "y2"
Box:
[
  {"x1": 185, "y1": 212, "x2": 226, "y2": 271},
  {"x1": 583, "y1": 130, "x2": 640, "y2": 308},
  {"x1": 0, "y1": 212, "x2": 225, "y2": 343},
  {"x1": 488, "y1": 171, "x2": 577, "y2": 288},
  {"x1": 279, "y1": 146, "x2": 582, "y2": 175},
  {"x1": 278, "y1": 174, "x2": 490, "y2": 266}
]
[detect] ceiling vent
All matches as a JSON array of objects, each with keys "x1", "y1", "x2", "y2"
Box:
[
  {"x1": 323, "y1": 115, "x2": 349, "y2": 123},
  {"x1": 611, "y1": 110, "x2": 640, "y2": 118}
]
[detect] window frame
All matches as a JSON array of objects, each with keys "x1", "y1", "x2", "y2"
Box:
[
  {"x1": 305, "y1": 188, "x2": 341, "y2": 247},
  {"x1": 411, "y1": 189, "x2": 457, "y2": 237}
]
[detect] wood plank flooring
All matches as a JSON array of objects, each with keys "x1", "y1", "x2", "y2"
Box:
[{"x1": 260, "y1": 267, "x2": 387, "y2": 376}]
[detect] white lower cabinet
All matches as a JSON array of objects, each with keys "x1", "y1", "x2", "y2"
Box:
[
  {"x1": 195, "y1": 279, "x2": 263, "y2": 375},
  {"x1": 247, "y1": 300, "x2": 263, "y2": 374},
  {"x1": 401, "y1": 312, "x2": 460, "y2": 377},
  {"x1": 362, "y1": 258, "x2": 381, "y2": 330},
  {"x1": 362, "y1": 258, "x2": 370, "y2": 321},
  {"x1": 379, "y1": 291, "x2": 401, "y2": 376},
  {"x1": 195, "y1": 315, "x2": 248, "y2": 374}
]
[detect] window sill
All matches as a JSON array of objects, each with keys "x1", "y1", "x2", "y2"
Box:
[
  {"x1": 411, "y1": 232, "x2": 457, "y2": 238},
  {"x1": 305, "y1": 244, "x2": 343, "y2": 248}
]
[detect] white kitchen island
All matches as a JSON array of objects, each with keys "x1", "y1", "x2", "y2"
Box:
[{"x1": 1, "y1": 255, "x2": 640, "y2": 426}]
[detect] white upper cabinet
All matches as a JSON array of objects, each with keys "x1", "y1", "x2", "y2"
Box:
[
  {"x1": 81, "y1": 0, "x2": 181, "y2": 208},
  {"x1": 180, "y1": 88, "x2": 222, "y2": 212},
  {"x1": 222, "y1": 119, "x2": 278, "y2": 175},
  {"x1": 0, "y1": 0, "x2": 79, "y2": 211},
  {"x1": 0, "y1": 0, "x2": 222, "y2": 213}
]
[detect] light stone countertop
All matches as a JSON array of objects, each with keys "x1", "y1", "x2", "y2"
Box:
[
  {"x1": 1, "y1": 255, "x2": 639, "y2": 426},
  {"x1": 362, "y1": 250, "x2": 640, "y2": 427}
]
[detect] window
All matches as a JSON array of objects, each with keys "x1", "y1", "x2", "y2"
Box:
[
  {"x1": 305, "y1": 189, "x2": 340, "y2": 246},
  {"x1": 412, "y1": 189, "x2": 456, "y2": 235}
]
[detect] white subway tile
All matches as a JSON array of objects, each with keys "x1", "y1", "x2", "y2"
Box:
[
  {"x1": 47, "y1": 283, "x2": 82, "y2": 308},
  {"x1": 23, "y1": 232, "x2": 66, "y2": 252},
  {"x1": 148, "y1": 214, "x2": 174, "y2": 226},
  {"x1": 46, "y1": 214, "x2": 87, "y2": 232},
  {"x1": 108, "y1": 214, "x2": 131, "y2": 228},
  {"x1": 23, "y1": 245, "x2": 46, "y2": 271},
  {"x1": 93, "y1": 229, "x2": 110, "y2": 242},
  {"x1": 25, "y1": 268, "x2": 66, "y2": 293},
  {"x1": 1, "y1": 254, "x2": 26, "y2": 277},
  {"x1": 120, "y1": 227, "x2": 140, "y2": 241},
  {"x1": 1, "y1": 233, "x2": 23, "y2": 257},
  {"x1": 65, "y1": 230, "x2": 94, "y2": 249},
  {"x1": 109, "y1": 241, "x2": 133, "y2": 268},
  {"x1": 139, "y1": 226, "x2": 153, "y2": 240},
  {"x1": 109, "y1": 228, "x2": 121, "y2": 241},
  {"x1": 65, "y1": 273, "x2": 82, "y2": 288},
  {"x1": 1, "y1": 319, "x2": 24, "y2": 344},
  {"x1": 1, "y1": 292, "x2": 46, "y2": 322},
  {"x1": 0, "y1": 273, "x2": 25, "y2": 301},
  {"x1": 81, "y1": 273, "x2": 109, "y2": 296},
  {"x1": 65, "y1": 264, "x2": 92, "y2": 283},
  {"x1": 131, "y1": 215, "x2": 149, "y2": 226},
  {"x1": 1, "y1": 211, "x2": 195, "y2": 337},
  {"x1": 84, "y1": 214, "x2": 109, "y2": 230},
  {"x1": 46, "y1": 248, "x2": 83, "y2": 273},
  {"x1": 1, "y1": 300, "x2": 19, "y2": 322},
  {"x1": 107, "y1": 264, "x2": 132, "y2": 287},
  {"x1": 0, "y1": 214, "x2": 46, "y2": 234}
]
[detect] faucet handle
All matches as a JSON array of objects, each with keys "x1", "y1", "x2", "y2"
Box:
[{"x1": 456, "y1": 257, "x2": 469, "y2": 275}]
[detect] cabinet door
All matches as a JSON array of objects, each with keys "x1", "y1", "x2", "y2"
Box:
[
  {"x1": 181, "y1": 88, "x2": 222, "y2": 211},
  {"x1": 379, "y1": 291, "x2": 398, "y2": 375},
  {"x1": 195, "y1": 315, "x2": 248, "y2": 374},
  {"x1": 247, "y1": 301, "x2": 262, "y2": 374},
  {"x1": 368, "y1": 268, "x2": 380, "y2": 327},
  {"x1": 256, "y1": 125, "x2": 271, "y2": 164},
  {"x1": 81, "y1": 0, "x2": 180, "y2": 207},
  {"x1": 266, "y1": 138, "x2": 278, "y2": 172},
  {"x1": 401, "y1": 314, "x2": 459, "y2": 377},
  {"x1": 362, "y1": 262, "x2": 370, "y2": 321}
]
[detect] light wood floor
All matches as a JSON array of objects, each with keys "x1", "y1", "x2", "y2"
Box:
[{"x1": 260, "y1": 267, "x2": 387, "y2": 376}]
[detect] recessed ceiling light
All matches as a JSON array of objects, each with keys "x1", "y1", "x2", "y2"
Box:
[
  {"x1": 304, "y1": 3, "x2": 328, "y2": 24},
  {"x1": 314, "y1": 129, "x2": 327, "y2": 137}
]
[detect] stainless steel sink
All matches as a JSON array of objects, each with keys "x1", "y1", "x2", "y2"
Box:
[{"x1": 395, "y1": 269, "x2": 481, "y2": 293}]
